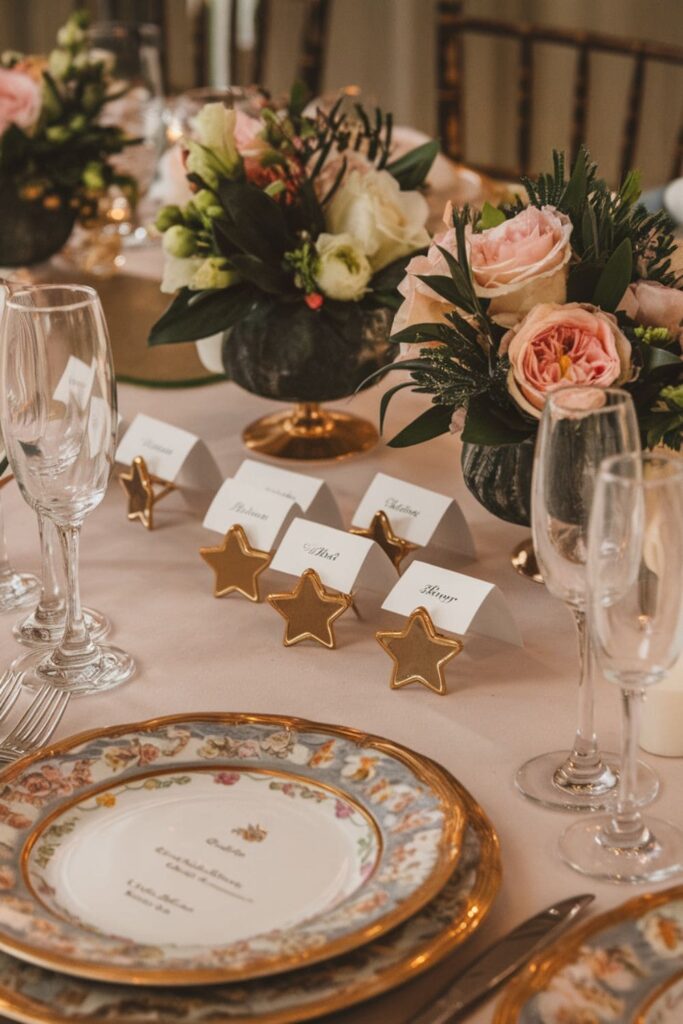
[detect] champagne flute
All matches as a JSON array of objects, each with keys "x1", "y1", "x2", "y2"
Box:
[
  {"x1": 560, "y1": 452, "x2": 683, "y2": 882},
  {"x1": 0, "y1": 285, "x2": 135, "y2": 694},
  {"x1": 0, "y1": 487, "x2": 40, "y2": 613},
  {"x1": 516, "y1": 386, "x2": 657, "y2": 811}
]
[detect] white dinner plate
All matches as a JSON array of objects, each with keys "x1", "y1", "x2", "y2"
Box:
[{"x1": 0, "y1": 713, "x2": 466, "y2": 985}]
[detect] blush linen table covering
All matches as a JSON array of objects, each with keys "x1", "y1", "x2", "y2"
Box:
[{"x1": 0, "y1": 377, "x2": 681, "y2": 1024}]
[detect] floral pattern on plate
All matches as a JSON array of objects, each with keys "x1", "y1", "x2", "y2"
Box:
[
  {"x1": 0, "y1": 770, "x2": 500, "y2": 1024},
  {"x1": 0, "y1": 714, "x2": 466, "y2": 984},
  {"x1": 495, "y1": 888, "x2": 683, "y2": 1024}
]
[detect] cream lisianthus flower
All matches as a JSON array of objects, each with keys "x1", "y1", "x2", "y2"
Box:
[
  {"x1": 326, "y1": 168, "x2": 429, "y2": 272},
  {"x1": 184, "y1": 102, "x2": 240, "y2": 188},
  {"x1": 314, "y1": 233, "x2": 372, "y2": 301},
  {"x1": 160, "y1": 254, "x2": 203, "y2": 294},
  {"x1": 189, "y1": 257, "x2": 235, "y2": 291}
]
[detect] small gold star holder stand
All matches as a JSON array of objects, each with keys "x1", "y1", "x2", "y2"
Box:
[
  {"x1": 376, "y1": 606, "x2": 464, "y2": 695},
  {"x1": 267, "y1": 568, "x2": 353, "y2": 649},
  {"x1": 118, "y1": 456, "x2": 178, "y2": 530},
  {"x1": 200, "y1": 524, "x2": 273, "y2": 603},
  {"x1": 350, "y1": 510, "x2": 417, "y2": 573}
]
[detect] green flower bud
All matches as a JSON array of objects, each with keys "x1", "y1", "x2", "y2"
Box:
[
  {"x1": 661, "y1": 384, "x2": 683, "y2": 410},
  {"x1": 82, "y1": 162, "x2": 106, "y2": 191},
  {"x1": 155, "y1": 205, "x2": 184, "y2": 232},
  {"x1": 189, "y1": 257, "x2": 235, "y2": 291},
  {"x1": 206, "y1": 205, "x2": 223, "y2": 219},
  {"x1": 69, "y1": 114, "x2": 87, "y2": 133},
  {"x1": 192, "y1": 189, "x2": 216, "y2": 214},
  {"x1": 163, "y1": 224, "x2": 196, "y2": 258},
  {"x1": 45, "y1": 125, "x2": 71, "y2": 143}
]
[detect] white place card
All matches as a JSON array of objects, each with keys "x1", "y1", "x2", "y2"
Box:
[
  {"x1": 203, "y1": 478, "x2": 302, "y2": 551},
  {"x1": 271, "y1": 518, "x2": 396, "y2": 596},
  {"x1": 54, "y1": 355, "x2": 96, "y2": 410},
  {"x1": 116, "y1": 413, "x2": 222, "y2": 493},
  {"x1": 382, "y1": 560, "x2": 522, "y2": 646},
  {"x1": 233, "y1": 459, "x2": 342, "y2": 527},
  {"x1": 352, "y1": 472, "x2": 475, "y2": 559}
]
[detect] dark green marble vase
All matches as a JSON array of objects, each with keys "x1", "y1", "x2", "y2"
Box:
[
  {"x1": 461, "y1": 438, "x2": 535, "y2": 527},
  {"x1": 0, "y1": 191, "x2": 76, "y2": 267}
]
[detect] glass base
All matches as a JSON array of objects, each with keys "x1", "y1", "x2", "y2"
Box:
[
  {"x1": 13, "y1": 606, "x2": 109, "y2": 648},
  {"x1": 16, "y1": 643, "x2": 135, "y2": 697},
  {"x1": 242, "y1": 402, "x2": 379, "y2": 461},
  {"x1": 0, "y1": 572, "x2": 41, "y2": 614},
  {"x1": 515, "y1": 749, "x2": 659, "y2": 812},
  {"x1": 510, "y1": 538, "x2": 543, "y2": 584},
  {"x1": 560, "y1": 815, "x2": 683, "y2": 883}
]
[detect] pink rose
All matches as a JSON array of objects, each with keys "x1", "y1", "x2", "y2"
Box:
[
  {"x1": 392, "y1": 204, "x2": 572, "y2": 341},
  {"x1": 501, "y1": 302, "x2": 632, "y2": 418},
  {"x1": 619, "y1": 280, "x2": 683, "y2": 347},
  {"x1": 233, "y1": 110, "x2": 266, "y2": 157},
  {"x1": 0, "y1": 68, "x2": 41, "y2": 136}
]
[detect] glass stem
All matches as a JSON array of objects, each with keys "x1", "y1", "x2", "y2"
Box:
[
  {"x1": 555, "y1": 607, "x2": 615, "y2": 789},
  {"x1": 607, "y1": 689, "x2": 651, "y2": 847},
  {"x1": 0, "y1": 493, "x2": 14, "y2": 581},
  {"x1": 51, "y1": 525, "x2": 96, "y2": 665},
  {"x1": 34, "y1": 514, "x2": 65, "y2": 623}
]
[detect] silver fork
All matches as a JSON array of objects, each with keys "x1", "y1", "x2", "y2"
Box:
[
  {"x1": 0, "y1": 670, "x2": 23, "y2": 727},
  {"x1": 0, "y1": 685, "x2": 70, "y2": 764}
]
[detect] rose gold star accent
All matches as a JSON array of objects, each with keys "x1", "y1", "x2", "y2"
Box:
[
  {"x1": 199, "y1": 524, "x2": 272, "y2": 602},
  {"x1": 376, "y1": 607, "x2": 463, "y2": 695},
  {"x1": 267, "y1": 569, "x2": 353, "y2": 649},
  {"x1": 350, "y1": 510, "x2": 417, "y2": 572},
  {"x1": 118, "y1": 456, "x2": 176, "y2": 530}
]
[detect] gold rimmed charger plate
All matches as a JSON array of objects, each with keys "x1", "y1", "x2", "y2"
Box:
[
  {"x1": 0, "y1": 713, "x2": 467, "y2": 986},
  {"x1": 0, "y1": 764, "x2": 500, "y2": 1024},
  {"x1": 495, "y1": 885, "x2": 683, "y2": 1023}
]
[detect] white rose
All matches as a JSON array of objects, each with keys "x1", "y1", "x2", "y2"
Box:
[
  {"x1": 314, "y1": 232, "x2": 372, "y2": 301},
  {"x1": 326, "y1": 168, "x2": 429, "y2": 272}
]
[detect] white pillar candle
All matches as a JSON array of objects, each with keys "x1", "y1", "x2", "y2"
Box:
[{"x1": 640, "y1": 657, "x2": 683, "y2": 757}]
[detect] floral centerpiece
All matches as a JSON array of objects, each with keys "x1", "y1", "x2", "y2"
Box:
[
  {"x1": 0, "y1": 10, "x2": 136, "y2": 266},
  {"x1": 148, "y1": 84, "x2": 437, "y2": 459},
  {"x1": 376, "y1": 150, "x2": 683, "y2": 524}
]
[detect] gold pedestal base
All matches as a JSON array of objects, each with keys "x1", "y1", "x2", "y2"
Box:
[
  {"x1": 242, "y1": 402, "x2": 379, "y2": 461},
  {"x1": 511, "y1": 537, "x2": 543, "y2": 584}
]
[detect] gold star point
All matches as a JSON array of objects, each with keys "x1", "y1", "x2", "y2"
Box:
[
  {"x1": 119, "y1": 456, "x2": 155, "y2": 529},
  {"x1": 350, "y1": 510, "x2": 417, "y2": 572},
  {"x1": 267, "y1": 569, "x2": 352, "y2": 649},
  {"x1": 376, "y1": 607, "x2": 463, "y2": 695},
  {"x1": 200, "y1": 524, "x2": 272, "y2": 602}
]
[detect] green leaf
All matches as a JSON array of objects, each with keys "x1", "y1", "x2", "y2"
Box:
[
  {"x1": 148, "y1": 286, "x2": 256, "y2": 346},
  {"x1": 592, "y1": 238, "x2": 633, "y2": 312},
  {"x1": 385, "y1": 140, "x2": 439, "y2": 190},
  {"x1": 390, "y1": 322, "x2": 447, "y2": 347},
  {"x1": 387, "y1": 404, "x2": 453, "y2": 447},
  {"x1": 229, "y1": 254, "x2": 293, "y2": 295},
  {"x1": 461, "y1": 395, "x2": 535, "y2": 446},
  {"x1": 560, "y1": 147, "x2": 588, "y2": 216},
  {"x1": 216, "y1": 182, "x2": 294, "y2": 263},
  {"x1": 379, "y1": 381, "x2": 415, "y2": 433},
  {"x1": 478, "y1": 201, "x2": 506, "y2": 230},
  {"x1": 416, "y1": 274, "x2": 461, "y2": 306},
  {"x1": 289, "y1": 80, "x2": 310, "y2": 118}
]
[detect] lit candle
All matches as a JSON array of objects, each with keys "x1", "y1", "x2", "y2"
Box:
[{"x1": 640, "y1": 657, "x2": 683, "y2": 757}]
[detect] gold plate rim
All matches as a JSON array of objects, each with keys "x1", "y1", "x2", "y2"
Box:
[
  {"x1": 0, "y1": 711, "x2": 468, "y2": 986},
  {"x1": 494, "y1": 885, "x2": 683, "y2": 1023},
  {"x1": 0, "y1": 754, "x2": 501, "y2": 1024}
]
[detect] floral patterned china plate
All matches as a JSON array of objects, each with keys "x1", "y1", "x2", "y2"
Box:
[
  {"x1": 0, "y1": 714, "x2": 466, "y2": 985},
  {"x1": 495, "y1": 886, "x2": 683, "y2": 1023},
  {"x1": 0, "y1": 761, "x2": 500, "y2": 1024}
]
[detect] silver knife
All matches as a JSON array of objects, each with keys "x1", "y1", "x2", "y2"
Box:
[{"x1": 410, "y1": 893, "x2": 594, "y2": 1024}]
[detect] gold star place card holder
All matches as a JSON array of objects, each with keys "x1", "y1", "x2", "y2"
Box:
[
  {"x1": 119, "y1": 456, "x2": 177, "y2": 531},
  {"x1": 376, "y1": 607, "x2": 463, "y2": 695}
]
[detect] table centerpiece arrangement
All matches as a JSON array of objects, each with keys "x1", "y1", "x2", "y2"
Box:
[
  {"x1": 0, "y1": 9, "x2": 137, "y2": 266},
  {"x1": 148, "y1": 83, "x2": 438, "y2": 460},
  {"x1": 376, "y1": 148, "x2": 683, "y2": 527}
]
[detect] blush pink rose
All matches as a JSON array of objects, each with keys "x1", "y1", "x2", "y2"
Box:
[
  {"x1": 391, "y1": 204, "x2": 572, "y2": 341},
  {"x1": 233, "y1": 110, "x2": 266, "y2": 157},
  {"x1": 0, "y1": 68, "x2": 41, "y2": 136},
  {"x1": 500, "y1": 303, "x2": 632, "y2": 418},
  {"x1": 618, "y1": 279, "x2": 683, "y2": 347}
]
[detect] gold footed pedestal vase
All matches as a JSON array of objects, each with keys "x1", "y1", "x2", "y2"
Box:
[{"x1": 243, "y1": 402, "x2": 379, "y2": 462}]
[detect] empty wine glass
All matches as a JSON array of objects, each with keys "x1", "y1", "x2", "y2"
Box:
[
  {"x1": 13, "y1": 513, "x2": 109, "y2": 647},
  {"x1": 560, "y1": 452, "x2": 683, "y2": 882},
  {"x1": 517, "y1": 387, "x2": 657, "y2": 811},
  {"x1": 0, "y1": 285, "x2": 135, "y2": 695}
]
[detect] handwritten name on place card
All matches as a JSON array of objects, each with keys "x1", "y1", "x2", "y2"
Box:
[{"x1": 203, "y1": 479, "x2": 300, "y2": 551}]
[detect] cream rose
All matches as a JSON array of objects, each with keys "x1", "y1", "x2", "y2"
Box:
[
  {"x1": 326, "y1": 168, "x2": 429, "y2": 272},
  {"x1": 0, "y1": 68, "x2": 41, "y2": 136},
  {"x1": 314, "y1": 232, "x2": 372, "y2": 301},
  {"x1": 500, "y1": 302, "x2": 632, "y2": 418},
  {"x1": 619, "y1": 279, "x2": 683, "y2": 347}
]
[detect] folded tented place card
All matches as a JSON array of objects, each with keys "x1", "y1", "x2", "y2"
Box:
[
  {"x1": 116, "y1": 413, "x2": 222, "y2": 493},
  {"x1": 233, "y1": 459, "x2": 342, "y2": 528},
  {"x1": 383, "y1": 560, "x2": 522, "y2": 646},
  {"x1": 352, "y1": 473, "x2": 475, "y2": 561},
  {"x1": 203, "y1": 479, "x2": 302, "y2": 551},
  {"x1": 271, "y1": 518, "x2": 397, "y2": 597}
]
